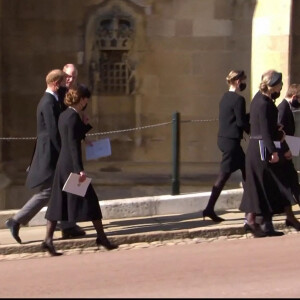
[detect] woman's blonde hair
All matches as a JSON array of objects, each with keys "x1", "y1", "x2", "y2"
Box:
[
  {"x1": 64, "y1": 84, "x2": 91, "y2": 106},
  {"x1": 226, "y1": 70, "x2": 246, "y2": 85},
  {"x1": 259, "y1": 69, "x2": 282, "y2": 93}
]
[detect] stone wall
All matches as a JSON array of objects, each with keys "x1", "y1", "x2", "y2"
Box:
[
  {"x1": 137, "y1": 0, "x2": 254, "y2": 163},
  {"x1": 0, "y1": 0, "x2": 257, "y2": 168},
  {"x1": 1, "y1": 0, "x2": 87, "y2": 167},
  {"x1": 0, "y1": 0, "x2": 299, "y2": 209}
]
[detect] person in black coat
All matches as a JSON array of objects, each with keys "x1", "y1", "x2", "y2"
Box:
[
  {"x1": 278, "y1": 83, "x2": 300, "y2": 136},
  {"x1": 277, "y1": 83, "x2": 300, "y2": 228},
  {"x1": 202, "y1": 70, "x2": 250, "y2": 222},
  {"x1": 56, "y1": 63, "x2": 88, "y2": 239},
  {"x1": 42, "y1": 85, "x2": 118, "y2": 256},
  {"x1": 239, "y1": 70, "x2": 300, "y2": 237},
  {"x1": 5, "y1": 69, "x2": 66, "y2": 244}
]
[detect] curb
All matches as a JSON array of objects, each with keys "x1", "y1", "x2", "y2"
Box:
[
  {"x1": 0, "y1": 188, "x2": 243, "y2": 229},
  {"x1": 0, "y1": 220, "x2": 290, "y2": 256}
]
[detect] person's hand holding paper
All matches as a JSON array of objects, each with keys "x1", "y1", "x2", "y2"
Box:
[
  {"x1": 62, "y1": 173, "x2": 92, "y2": 197},
  {"x1": 79, "y1": 171, "x2": 87, "y2": 183}
]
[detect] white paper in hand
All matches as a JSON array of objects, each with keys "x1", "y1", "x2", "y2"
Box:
[
  {"x1": 285, "y1": 135, "x2": 300, "y2": 156},
  {"x1": 62, "y1": 173, "x2": 92, "y2": 197},
  {"x1": 85, "y1": 138, "x2": 112, "y2": 160}
]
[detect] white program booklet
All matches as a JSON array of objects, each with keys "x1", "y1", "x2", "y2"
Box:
[
  {"x1": 85, "y1": 138, "x2": 112, "y2": 160},
  {"x1": 285, "y1": 135, "x2": 300, "y2": 156},
  {"x1": 62, "y1": 172, "x2": 92, "y2": 197}
]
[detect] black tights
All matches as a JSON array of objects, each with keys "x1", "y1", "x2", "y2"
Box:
[
  {"x1": 204, "y1": 167, "x2": 245, "y2": 212},
  {"x1": 44, "y1": 219, "x2": 109, "y2": 243},
  {"x1": 45, "y1": 220, "x2": 57, "y2": 244}
]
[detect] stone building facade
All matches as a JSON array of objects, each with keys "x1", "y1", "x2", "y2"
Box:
[{"x1": 0, "y1": 0, "x2": 299, "y2": 208}]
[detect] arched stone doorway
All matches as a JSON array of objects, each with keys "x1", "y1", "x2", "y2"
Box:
[{"x1": 85, "y1": 0, "x2": 148, "y2": 161}]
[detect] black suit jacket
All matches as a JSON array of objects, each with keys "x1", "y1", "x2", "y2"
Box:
[
  {"x1": 57, "y1": 86, "x2": 68, "y2": 111},
  {"x1": 26, "y1": 92, "x2": 61, "y2": 189},
  {"x1": 277, "y1": 99, "x2": 295, "y2": 136},
  {"x1": 218, "y1": 91, "x2": 250, "y2": 139}
]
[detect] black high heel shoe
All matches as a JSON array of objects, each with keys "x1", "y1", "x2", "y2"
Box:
[
  {"x1": 285, "y1": 219, "x2": 300, "y2": 231},
  {"x1": 41, "y1": 241, "x2": 63, "y2": 256},
  {"x1": 244, "y1": 223, "x2": 267, "y2": 238},
  {"x1": 96, "y1": 236, "x2": 118, "y2": 250},
  {"x1": 202, "y1": 209, "x2": 225, "y2": 222}
]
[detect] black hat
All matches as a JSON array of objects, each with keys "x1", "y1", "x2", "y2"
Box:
[
  {"x1": 268, "y1": 71, "x2": 282, "y2": 87},
  {"x1": 232, "y1": 70, "x2": 246, "y2": 81}
]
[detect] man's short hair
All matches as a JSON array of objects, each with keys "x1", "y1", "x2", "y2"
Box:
[
  {"x1": 286, "y1": 83, "x2": 300, "y2": 98},
  {"x1": 46, "y1": 69, "x2": 66, "y2": 85}
]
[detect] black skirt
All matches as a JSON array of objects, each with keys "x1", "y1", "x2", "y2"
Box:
[
  {"x1": 45, "y1": 175, "x2": 103, "y2": 222},
  {"x1": 239, "y1": 139, "x2": 295, "y2": 215},
  {"x1": 217, "y1": 137, "x2": 245, "y2": 173}
]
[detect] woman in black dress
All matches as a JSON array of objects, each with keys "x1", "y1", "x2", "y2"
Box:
[
  {"x1": 239, "y1": 70, "x2": 300, "y2": 237},
  {"x1": 203, "y1": 70, "x2": 250, "y2": 222},
  {"x1": 42, "y1": 85, "x2": 118, "y2": 256}
]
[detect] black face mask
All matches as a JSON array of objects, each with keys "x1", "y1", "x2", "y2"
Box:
[
  {"x1": 271, "y1": 91, "x2": 281, "y2": 100},
  {"x1": 239, "y1": 82, "x2": 247, "y2": 92},
  {"x1": 291, "y1": 98, "x2": 300, "y2": 108}
]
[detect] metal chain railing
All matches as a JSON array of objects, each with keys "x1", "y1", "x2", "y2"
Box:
[
  {"x1": 0, "y1": 118, "x2": 218, "y2": 141},
  {"x1": 87, "y1": 121, "x2": 173, "y2": 137}
]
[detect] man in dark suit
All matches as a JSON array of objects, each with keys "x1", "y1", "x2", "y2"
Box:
[
  {"x1": 5, "y1": 69, "x2": 66, "y2": 243},
  {"x1": 277, "y1": 83, "x2": 300, "y2": 208},
  {"x1": 278, "y1": 83, "x2": 300, "y2": 136}
]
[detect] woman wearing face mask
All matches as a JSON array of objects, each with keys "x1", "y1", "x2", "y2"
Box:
[
  {"x1": 42, "y1": 84, "x2": 118, "y2": 256},
  {"x1": 202, "y1": 70, "x2": 250, "y2": 222},
  {"x1": 239, "y1": 70, "x2": 300, "y2": 238}
]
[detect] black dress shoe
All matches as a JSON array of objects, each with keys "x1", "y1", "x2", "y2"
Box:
[
  {"x1": 41, "y1": 241, "x2": 63, "y2": 256},
  {"x1": 202, "y1": 209, "x2": 225, "y2": 222},
  {"x1": 260, "y1": 222, "x2": 284, "y2": 236},
  {"x1": 62, "y1": 225, "x2": 86, "y2": 239},
  {"x1": 5, "y1": 218, "x2": 22, "y2": 244},
  {"x1": 264, "y1": 230, "x2": 284, "y2": 237},
  {"x1": 285, "y1": 219, "x2": 300, "y2": 231},
  {"x1": 244, "y1": 223, "x2": 267, "y2": 238}
]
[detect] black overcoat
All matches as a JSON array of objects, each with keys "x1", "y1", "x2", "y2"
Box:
[
  {"x1": 240, "y1": 91, "x2": 295, "y2": 215},
  {"x1": 26, "y1": 92, "x2": 61, "y2": 189},
  {"x1": 45, "y1": 108, "x2": 102, "y2": 222}
]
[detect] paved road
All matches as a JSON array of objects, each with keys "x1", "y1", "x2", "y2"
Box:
[{"x1": 1, "y1": 234, "x2": 300, "y2": 298}]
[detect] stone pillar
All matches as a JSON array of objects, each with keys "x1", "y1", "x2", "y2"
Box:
[
  {"x1": 292, "y1": 110, "x2": 300, "y2": 171},
  {"x1": 251, "y1": 0, "x2": 292, "y2": 98},
  {"x1": 0, "y1": 0, "x2": 2, "y2": 165},
  {"x1": 0, "y1": 2, "x2": 12, "y2": 209}
]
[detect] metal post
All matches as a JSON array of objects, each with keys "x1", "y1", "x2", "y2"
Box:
[{"x1": 172, "y1": 111, "x2": 180, "y2": 195}]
